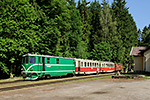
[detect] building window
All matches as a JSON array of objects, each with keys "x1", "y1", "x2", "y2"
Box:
[
  {"x1": 30, "y1": 57, "x2": 36, "y2": 63},
  {"x1": 47, "y1": 58, "x2": 50, "y2": 64}
]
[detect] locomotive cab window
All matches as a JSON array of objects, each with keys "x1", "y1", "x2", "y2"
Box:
[
  {"x1": 30, "y1": 57, "x2": 36, "y2": 63},
  {"x1": 57, "y1": 59, "x2": 59, "y2": 64},
  {"x1": 22, "y1": 57, "x2": 25, "y2": 63},
  {"x1": 26, "y1": 56, "x2": 29, "y2": 63},
  {"x1": 39, "y1": 57, "x2": 41, "y2": 63},
  {"x1": 47, "y1": 58, "x2": 50, "y2": 63}
]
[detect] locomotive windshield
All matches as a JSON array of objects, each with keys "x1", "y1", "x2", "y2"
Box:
[
  {"x1": 30, "y1": 57, "x2": 36, "y2": 63},
  {"x1": 22, "y1": 56, "x2": 36, "y2": 63}
]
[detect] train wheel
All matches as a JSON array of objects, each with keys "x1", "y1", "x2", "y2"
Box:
[{"x1": 45, "y1": 75, "x2": 51, "y2": 79}]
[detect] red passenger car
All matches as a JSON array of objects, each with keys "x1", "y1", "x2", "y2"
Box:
[
  {"x1": 100, "y1": 61, "x2": 115, "y2": 72},
  {"x1": 75, "y1": 59, "x2": 100, "y2": 75},
  {"x1": 114, "y1": 63, "x2": 122, "y2": 72}
]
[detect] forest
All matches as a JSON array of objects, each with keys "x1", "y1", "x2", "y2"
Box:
[{"x1": 0, "y1": 0, "x2": 149, "y2": 78}]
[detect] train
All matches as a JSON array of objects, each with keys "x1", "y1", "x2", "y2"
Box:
[{"x1": 21, "y1": 53, "x2": 122, "y2": 80}]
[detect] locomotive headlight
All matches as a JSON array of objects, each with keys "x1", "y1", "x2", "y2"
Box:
[{"x1": 31, "y1": 68, "x2": 33, "y2": 71}]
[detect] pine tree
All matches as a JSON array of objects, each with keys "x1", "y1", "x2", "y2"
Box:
[
  {"x1": 0, "y1": 0, "x2": 40, "y2": 76},
  {"x1": 34, "y1": 0, "x2": 72, "y2": 57},
  {"x1": 112, "y1": 0, "x2": 138, "y2": 65},
  {"x1": 77, "y1": 0, "x2": 91, "y2": 58},
  {"x1": 92, "y1": 42, "x2": 112, "y2": 61},
  {"x1": 141, "y1": 24, "x2": 150, "y2": 46},
  {"x1": 138, "y1": 29, "x2": 142, "y2": 45},
  {"x1": 88, "y1": 0, "x2": 102, "y2": 52},
  {"x1": 66, "y1": 0, "x2": 86, "y2": 58}
]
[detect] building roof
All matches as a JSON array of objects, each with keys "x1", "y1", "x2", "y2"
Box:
[{"x1": 130, "y1": 47, "x2": 150, "y2": 56}]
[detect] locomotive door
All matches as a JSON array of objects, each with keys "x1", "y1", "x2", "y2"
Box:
[
  {"x1": 78, "y1": 61, "x2": 80, "y2": 72},
  {"x1": 42, "y1": 57, "x2": 45, "y2": 71}
]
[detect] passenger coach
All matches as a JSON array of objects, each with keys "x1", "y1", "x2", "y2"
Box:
[{"x1": 75, "y1": 59, "x2": 100, "y2": 75}]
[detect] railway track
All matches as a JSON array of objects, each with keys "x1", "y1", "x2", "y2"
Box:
[
  {"x1": 0, "y1": 73, "x2": 114, "y2": 92},
  {"x1": 0, "y1": 80, "x2": 24, "y2": 85}
]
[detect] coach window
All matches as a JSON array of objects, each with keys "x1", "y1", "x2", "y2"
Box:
[
  {"x1": 90, "y1": 63, "x2": 91, "y2": 67},
  {"x1": 81, "y1": 62, "x2": 83, "y2": 67},
  {"x1": 110, "y1": 64, "x2": 113, "y2": 67},
  {"x1": 95, "y1": 63, "x2": 96, "y2": 67},
  {"x1": 97, "y1": 63, "x2": 98, "y2": 67},
  {"x1": 106, "y1": 64, "x2": 108, "y2": 67},
  {"x1": 57, "y1": 59, "x2": 59, "y2": 64},
  {"x1": 92, "y1": 63, "x2": 94, "y2": 67},
  {"x1": 87, "y1": 62, "x2": 89, "y2": 67},
  {"x1": 30, "y1": 57, "x2": 36, "y2": 63},
  {"x1": 84, "y1": 62, "x2": 86, "y2": 67},
  {"x1": 102, "y1": 64, "x2": 104, "y2": 67},
  {"x1": 47, "y1": 58, "x2": 50, "y2": 64}
]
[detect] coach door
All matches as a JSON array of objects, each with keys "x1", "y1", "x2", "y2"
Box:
[
  {"x1": 78, "y1": 61, "x2": 80, "y2": 72},
  {"x1": 42, "y1": 57, "x2": 45, "y2": 71}
]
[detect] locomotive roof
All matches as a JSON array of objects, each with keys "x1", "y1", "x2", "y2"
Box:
[{"x1": 22, "y1": 53, "x2": 74, "y2": 59}]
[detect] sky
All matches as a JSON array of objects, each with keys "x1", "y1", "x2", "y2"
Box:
[{"x1": 75, "y1": 0, "x2": 150, "y2": 31}]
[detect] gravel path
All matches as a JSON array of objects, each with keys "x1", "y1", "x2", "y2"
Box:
[{"x1": 0, "y1": 79, "x2": 150, "y2": 100}]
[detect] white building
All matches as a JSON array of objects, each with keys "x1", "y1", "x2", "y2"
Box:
[{"x1": 130, "y1": 47, "x2": 150, "y2": 72}]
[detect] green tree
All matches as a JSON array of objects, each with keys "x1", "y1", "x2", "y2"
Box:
[
  {"x1": 92, "y1": 42, "x2": 112, "y2": 61},
  {"x1": 77, "y1": 0, "x2": 91, "y2": 58},
  {"x1": 141, "y1": 24, "x2": 150, "y2": 46},
  {"x1": 34, "y1": 0, "x2": 72, "y2": 57},
  {"x1": 88, "y1": 0, "x2": 102, "y2": 52},
  {"x1": 112, "y1": 0, "x2": 138, "y2": 65},
  {"x1": 138, "y1": 29, "x2": 142, "y2": 45},
  {"x1": 0, "y1": 0, "x2": 40, "y2": 77},
  {"x1": 66, "y1": 0, "x2": 86, "y2": 58}
]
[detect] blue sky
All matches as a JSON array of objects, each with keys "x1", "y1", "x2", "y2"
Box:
[{"x1": 75, "y1": 0, "x2": 150, "y2": 31}]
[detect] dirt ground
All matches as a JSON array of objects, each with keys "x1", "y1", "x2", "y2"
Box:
[{"x1": 0, "y1": 78, "x2": 150, "y2": 100}]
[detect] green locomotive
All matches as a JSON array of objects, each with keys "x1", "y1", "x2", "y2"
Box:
[{"x1": 21, "y1": 53, "x2": 75, "y2": 80}]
